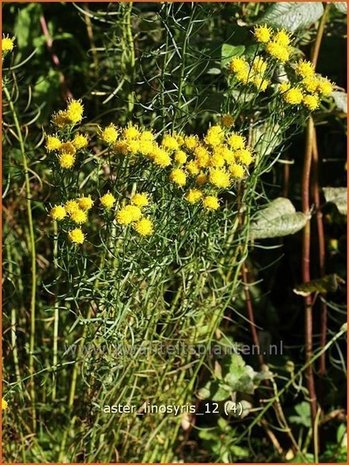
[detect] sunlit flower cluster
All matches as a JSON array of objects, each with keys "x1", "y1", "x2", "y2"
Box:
[
  {"x1": 96, "y1": 121, "x2": 253, "y2": 211},
  {"x1": 229, "y1": 55, "x2": 269, "y2": 92},
  {"x1": 255, "y1": 25, "x2": 291, "y2": 62},
  {"x1": 51, "y1": 99, "x2": 84, "y2": 128},
  {"x1": 49, "y1": 189, "x2": 154, "y2": 244},
  {"x1": 228, "y1": 26, "x2": 333, "y2": 113}
]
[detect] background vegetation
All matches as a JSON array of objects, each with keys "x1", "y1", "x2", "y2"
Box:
[{"x1": 2, "y1": 2, "x2": 347, "y2": 463}]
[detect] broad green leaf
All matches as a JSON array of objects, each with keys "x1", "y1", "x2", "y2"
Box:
[
  {"x1": 212, "y1": 385, "x2": 231, "y2": 401},
  {"x1": 14, "y1": 3, "x2": 43, "y2": 50},
  {"x1": 333, "y1": 3, "x2": 347, "y2": 14},
  {"x1": 293, "y1": 274, "x2": 345, "y2": 296},
  {"x1": 332, "y1": 91, "x2": 347, "y2": 113},
  {"x1": 250, "y1": 198, "x2": 309, "y2": 239},
  {"x1": 257, "y1": 2, "x2": 324, "y2": 32},
  {"x1": 323, "y1": 187, "x2": 347, "y2": 215},
  {"x1": 221, "y1": 44, "x2": 245, "y2": 67},
  {"x1": 289, "y1": 401, "x2": 311, "y2": 427}
]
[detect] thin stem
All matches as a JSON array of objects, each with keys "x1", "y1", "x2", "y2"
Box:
[
  {"x1": 302, "y1": 116, "x2": 317, "y2": 426},
  {"x1": 6, "y1": 243, "x2": 21, "y2": 385},
  {"x1": 3, "y1": 83, "x2": 37, "y2": 430},
  {"x1": 242, "y1": 264, "x2": 264, "y2": 367},
  {"x1": 52, "y1": 221, "x2": 59, "y2": 400},
  {"x1": 311, "y1": 129, "x2": 327, "y2": 375}
]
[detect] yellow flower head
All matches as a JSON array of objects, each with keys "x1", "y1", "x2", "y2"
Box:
[
  {"x1": 303, "y1": 94, "x2": 319, "y2": 111},
  {"x1": 174, "y1": 150, "x2": 187, "y2": 165},
  {"x1": 68, "y1": 228, "x2": 85, "y2": 245},
  {"x1": 72, "y1": 133, "x2": 88, "y2": 150},
  {"x1": 283, "y1": 87, "x2": 303, "y2": 105},
  {"x1": 254, "y1": 25, "x2": 272, "y2": 43},
  {"x1": 235, "y1": 148, "x2": 253, "y2": 166},
  {"x1": 138, "y1": 140, "x2": 153, "y2": 157},
  {"x1": 52, "y1": 110, "x2": 70, "y2": 128},
  {"x1": 114, "y1": 140, "x2": 131, "y2": 156},
  {"x1": 116, "y1": 205, "x2": 142, "y2": 225},
  {"x1": 59, "y1": 142, "x2": 76, "y2": 156},
  {"x1": 46, "y1": 136, "x2": 62, "y2": 151},
  {"x1": 133, "y1": 217, "x2": 154, "y2": 236},
  {"x1": 227, "y1": 133, "x2": 245, "y2": 150},
  {"x1": 252, "y1": 56, "x2": 267, "y2": 75},
  {"x1": 185, "y1": 188, "x2": 203, "y2": 204},
  {"x1": 205, "y1": 125, "x2": 224, "y2": 147},
  {"x1": 174, "y1": 132, "x2": 185, "y2": 147},
  {"x1": 101, "y1": 124, "x2": 118, "y2": 145},
  {"x1": 203, "y1": 195, "x2": 220, "y2": 211},
  {"x1": 230, "y1": 56, "x2": 249, "y2": 74},
  {"x1": 184, "y1": 135, "x2": 198, "y2": 150},
  {"x1": 2, "y1": 35, "x2": 15, "y2": 53},
  {"x1": 301, "y1": 77, "x2": 318, "y2": 93},
  {"x1": 100, "y1": 192, "x2": 116, "y2": 209},
  {"x1": 236, "y1": 69, "x2": 250, "y2": 84},
  {"x1": 78, "y1": 196, "x2": 94, "y2": 211},
  {"x1": 123, "y1": 125, "x2": 140, "y2": 140},
  {"x1": 2, "y1": 398, "x2": 8, "y2": 410},
  {"x1": 196, "y1": 172, "x2": 208, "y2": 186},
  {"x1": 218, "y1": 146, "x2": 235, "y2": 164},
  {"x1": 194, "y1": 146, "x2": 210, "y2": 168},
  {"x1": 253, "y1": 76, "x2": 269, "y2": 92},
  {"x1": 295, "y1": 60, "x2": 315, "y2": 79},
  {"x1": 209, "y1": 168, "x2": 231, "y2": 189},
  {"x1": 128, "y1": 139, "x2": 141, "y2": 154},
  {"x1": 274, "y1": 29, "x2": 291, "y2": 47},
  {"x1": 266, "y1": 42, "x2": 290, "y2": 62},
  {"x1": 59, "y1": 153, "x2": 76, "y2": 169},
  {"x1": 66, "y1": 99, "x2": 84, "y2": 124},
  {"x1": 210, "y1": 151, "x2": 225, "y2": 168},
  {"x1": 152, "y1": 147, "x2": 172, "y2": 167},
  {"x1": 230, "y1": 163, "x2": 245, "y2": 179},
  {"x1": 186, "y1": 160, "x2": 200, "y2": 176},
  {"x1": 161, "y1": 135, "x2": 179, "y2": 151},
  {"x1": 140, "y1": 130, "x2": 154, "y2": 142},
  {"x1": 70, "y1": 208, "x2": 88, "y2": 224},
  {"x1": 131, "y1": 192, "x2": 149, "y2": 208},
  {"x1": 65, "y1": 200, "x2": 80, "y2": 215},
  {"x1": 170, "y1": 168, "x2": 187, "y2": 187},
  {"x1": 50, "y1": 205, "x2": 67, "y2": 221},
  {"x1": 279, "y1": 82, "x2": 291, "y2": 93},
  {"x1": 316, "y1": 77, "x2": 333, "y2": 97},
  {"x1": 221, "y1": 114, "x2": 234, "y2": 128}
]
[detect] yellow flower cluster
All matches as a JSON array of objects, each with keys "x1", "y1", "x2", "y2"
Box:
[
  {"x1": 227, "y1": 25, "x2": 334, "y2": 113},
  {"x1": 51, "y1": 99, "x2": 84, "y2": 127},
  {"x1": 254, "y1": 25, "x2": 291, "y2": 63},
  {"x1": 46, "y1": 130, "x2": 88, "y2": 170},
  {"x1": 116, "y1": 193, "x2": 153, "y2": 236},
  {"x1": 229, "y1": 55, "x2": 269, "y2": 91},
  {"x1": 50, "y1": 196, "x2": 94, "y2": 244},
  {"x1": 98, "y1": 121, "x2": 252, "y2": 211},
  {"x1": 278, "y1": 59, "x2": 333, "y2": 111}
]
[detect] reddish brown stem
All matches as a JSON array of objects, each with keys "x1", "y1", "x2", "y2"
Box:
[
  {"x1": 242, "y1": 265, "x2": 264, "y2": 368},
  {"x1": 302, "y1": 117, "x2": 317, "y2": 426},
  {"x1": 311, "y1": 130, "x2": 327, "y2": 375},
  {"x1": 39, "y1": 15, "x2": 73, "y2": 100}
]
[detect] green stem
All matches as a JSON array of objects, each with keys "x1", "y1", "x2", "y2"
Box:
[
  {"x1": 3, "y1": 83, "x2": 37, "y2": 429},
  {"x1": 6, "y1": 242, "x2": 21, "y2": 385},
  {"x1": 52, "y1": 221, "x2": 59, "y2": 400}
]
